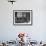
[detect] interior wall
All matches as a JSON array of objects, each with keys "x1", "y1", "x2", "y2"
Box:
[{"x1": 0, "y1": 0, "x2": 46, "y2": 41}]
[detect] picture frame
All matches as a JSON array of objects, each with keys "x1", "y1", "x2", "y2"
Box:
[{"x1": 13, "y1": 10, "x2": 33, "y2": 26}]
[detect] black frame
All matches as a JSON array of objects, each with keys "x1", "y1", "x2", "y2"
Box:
[{"x1": 13, "y1": 10, "x2": 33, "y2": 26}]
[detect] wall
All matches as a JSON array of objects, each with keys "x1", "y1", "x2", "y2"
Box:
[{"x1": 0, "y1": 0, "x2": 46, "y2": 42}]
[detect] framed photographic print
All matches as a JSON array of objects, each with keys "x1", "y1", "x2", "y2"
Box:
[{"x1": 13, "y1": 10, "x2": 32, "y2": 25}]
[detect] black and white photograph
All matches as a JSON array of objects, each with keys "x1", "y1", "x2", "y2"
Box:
[{"x1": 13, "y1": 10, "x2": 32, "y2": 25}]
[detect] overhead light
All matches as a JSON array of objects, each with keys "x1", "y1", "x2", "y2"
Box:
[{"x1": 8, "y1": 0, "x2": 16, "y2": 4}]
